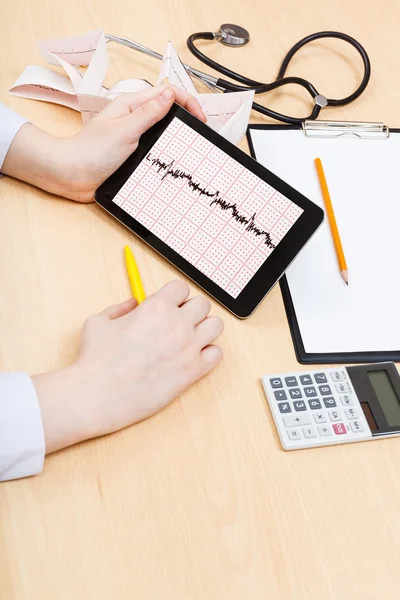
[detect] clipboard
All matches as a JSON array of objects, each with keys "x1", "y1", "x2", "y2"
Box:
[{"x1": 247, "y1": 120, "x2": 400, "y2": 364}]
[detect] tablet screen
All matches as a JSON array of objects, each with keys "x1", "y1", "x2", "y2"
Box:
[{"x1": 112, "y1": 117, "x2": 303, "y2": 299}]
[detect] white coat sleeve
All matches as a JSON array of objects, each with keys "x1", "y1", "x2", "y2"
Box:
[
  {"x1": 0, "y1": 102, "x2": 29, "y2": 170},
  {"x1": 0, "y1": 373, "x2": 45, "y2": 481},
  {"x1": 0, "y1": 104, "x2": 44, "y2": 481}
]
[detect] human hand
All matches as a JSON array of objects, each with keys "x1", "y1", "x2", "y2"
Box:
[
  {"x1": 61, "y1": 85, "x2": 206, "y2": 202},
  {"x1": 2, "y1": 85, "x2": 206, "y2": 202},
  {"x1": 32, "y1": 281, "x2": 224, "y2": 454}
]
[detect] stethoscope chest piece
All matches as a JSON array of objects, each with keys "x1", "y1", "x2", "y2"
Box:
[{"x1": 216, "y1": 24, "x2": 250, "y2": 46}]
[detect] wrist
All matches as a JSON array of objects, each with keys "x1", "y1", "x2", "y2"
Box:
[
  {"x1": 2, "y1": 123, "x2": 70, "y2": 198},
  {"x1": 32, "y1": 363, "x2": 97, "y2": 455}
]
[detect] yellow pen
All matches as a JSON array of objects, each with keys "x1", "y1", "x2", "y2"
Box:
[{"x1": 124, "y1": 245, "x2": 146, "y2": 303}]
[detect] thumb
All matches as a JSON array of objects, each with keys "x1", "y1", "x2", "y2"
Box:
[
  {"x1": 124, "y1": 86, "x2": 175, "y2": 142},
  {"x1": 102, "y1": 297, "x2": 138, "y2": 320}
]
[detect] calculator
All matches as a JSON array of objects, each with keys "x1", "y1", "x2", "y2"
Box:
[{"x1": 261, "y1": 362, "x2": 400, "y2": 450}]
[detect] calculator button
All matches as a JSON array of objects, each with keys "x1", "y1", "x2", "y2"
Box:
[
  {"x1": 345, "y1": 407, "x2": 359, "y2": 420},
  {"x1": 318, "y1": 425, "x2": 332, "y2": 436},
  {"x1": 314, "y1": 411, "x2": 327, "y2": 423},
  {"x1": 304, "y1": 386, "x2": 317, "y2": 397},
  {"x1": 289, "y1": 388, "x2": 302, "y2": 399},
  {"x1": 323, "y1": 397, "x2": 337, "y2": 408},
  {"x1": 300, "y1": 375, "x2": 313, "y2": 385},
  {"x1": 328, "y1": 410, "x2": 341, "y2": 422},
  {"x1": 308, "y1": 399, "x2": 322, "y2": 410},
  {"x1": 278, "y1": 402, "x2": 291, "y2": 413},
  {"x1": 287, "y1": 429, "x2": 303, "y2": 441},
  {"x1": 335, "y1": 382, "x2": 351, "y2": 394},
  {"x1": 333, "y1": 423, "x2": 347, "y2": 435},
  {"x1": 285, "y1": 376, "x2": 298, "y2": 387},
  {"x1": 293, "y1": 401, "x2": 307, "y2": 411},
  {"x1": 318, "y1": 385, "x2": 332, "y2": 396},
  {"x1": 330, "y1": 370, "x2": 345, "y2": 381},
  {"x1": 274, "y1": 390, "x2": 287, "y2": 401},
  {"x1": 340, "y1": 394, "x2": 353, "y2": 406},
  {"x1": 270, "y1": 378, "x2": 283, "y2": 388},
  {"x1": 283, "y1": 414, "x2": 312, "y2": 427},
  {"x1": 350, "y1": 420, "x2": 364, "y2": 433},
  {"x1": 314, "y1": 373, "x2": 328, "y2": 384},
  {"x1": 303, "y1": 426, "x2": 317, "y2": 439}
]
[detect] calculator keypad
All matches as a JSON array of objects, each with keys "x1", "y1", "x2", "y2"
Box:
[{"x1": 262, "y1": 368, "x2": 372, "y2": 450}]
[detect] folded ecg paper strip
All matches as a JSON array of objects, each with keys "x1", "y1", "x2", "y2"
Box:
[{"x1": 9, "y1": 31, "x2": 254, "y2": 144}]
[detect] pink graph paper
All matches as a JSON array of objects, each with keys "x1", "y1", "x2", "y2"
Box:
[{"x1": 113, "y1": 117, "x2": 303, "y2": 298}]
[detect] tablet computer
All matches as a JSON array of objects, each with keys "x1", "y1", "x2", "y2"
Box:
[{"x1": 95, "y1": 104, "x2": 323, "y2": 318}]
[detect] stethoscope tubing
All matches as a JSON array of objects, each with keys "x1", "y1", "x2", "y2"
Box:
[
  {"x1": 187, "y1": 30, "x2": 371, "y2": 124},
  {"x1": 105, "y1": 29, "x2": 371, "y2": 125},
  {"x1": 105, "y1": 33, "x2": 222, "y2": 92}
]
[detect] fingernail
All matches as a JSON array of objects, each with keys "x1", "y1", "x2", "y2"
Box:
[{"x1": 160, "y1": 87, "x2": 174, "y2": 102}]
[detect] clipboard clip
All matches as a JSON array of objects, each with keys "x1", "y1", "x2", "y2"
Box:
[{"x1": 303, "y1": 120, "x2": 390, "y2": 139}]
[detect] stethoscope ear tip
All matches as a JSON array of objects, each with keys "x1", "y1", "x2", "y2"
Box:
[{"x1": 216, "y1": 24, "x2": 250, "y2": 46}]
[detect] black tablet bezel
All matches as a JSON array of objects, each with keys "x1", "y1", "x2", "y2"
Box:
[{"x1": 95, "y1": 104, "x2": 324, "y2": 318}]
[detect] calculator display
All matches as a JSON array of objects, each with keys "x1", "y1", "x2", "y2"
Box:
[{"x1": 368, "y1": 370, "x2": 400, "y2": 427}]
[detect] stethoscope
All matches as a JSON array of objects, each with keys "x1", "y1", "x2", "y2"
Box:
[{"x1": 105, "y1": 24, "x2": 371, "y2": 125}]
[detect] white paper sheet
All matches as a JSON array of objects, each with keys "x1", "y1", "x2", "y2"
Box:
[
  {"x1": 249, "y1": 129, "x2": 400, "y2": 354},
  {"x1": 9, "y1": 31, "x2": 253, "y2": 144}
]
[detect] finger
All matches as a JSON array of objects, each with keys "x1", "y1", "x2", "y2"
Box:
[
  {"x1": 123, "y1": 87, "x2": 176, "y2": 140},
  {"x1": 170, "y1": 87, "x2": 207, "y2": 122},
  {"x1": 195, "y1": 315, "x2": 224, "y2": 348},
  {"x1": 101, "y1": 84, "x2": 206, "y2": 122},
  {"x1": 198, "y1": 345, "x2": 224, "y2": 377},
  {"x1": 100, "y1": 85, "x2": 171, "y2": 118},
  {"x1": 101, "y1": 297, "x2": 138, "y2": 320},
  {"x1": 181, "y1": 295, "x2": 211, "y2": 325},
  {"x1": 155, "y1": 280, "x2": 190, "y2": 306}
]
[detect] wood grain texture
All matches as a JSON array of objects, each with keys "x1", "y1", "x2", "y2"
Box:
[{"x1": 1, "y1": 0, "x2": 400, "y2": 598}]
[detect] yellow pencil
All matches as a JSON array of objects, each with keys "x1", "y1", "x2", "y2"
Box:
[
  {"x1": 314, "y1": 158, "x2": 348, "y2": 285},
  {"x1": 124, "y1": 245, "x2": 146, "y2": 303}
]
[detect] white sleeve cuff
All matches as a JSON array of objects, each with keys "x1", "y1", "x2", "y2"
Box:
[
  {"x1": 0, "y1": 103, "x2": 30, "y2": 170},
  {"x1": 0, "y1": 373, "x2": 45, "y2": 481}
]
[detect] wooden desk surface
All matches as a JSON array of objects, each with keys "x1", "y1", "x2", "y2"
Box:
[{"x1": 1, "y1": 1, "x2": 400, "y2": 598}]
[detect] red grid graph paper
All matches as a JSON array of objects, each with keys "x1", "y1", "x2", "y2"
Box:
[{"x1": 113, "y1": 117, "x2": 303, "y2": 298}]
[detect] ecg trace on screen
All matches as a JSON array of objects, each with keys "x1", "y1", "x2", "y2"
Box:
[{"x1": 113, "y1": 117, "x2": 303, "y2": 299}]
